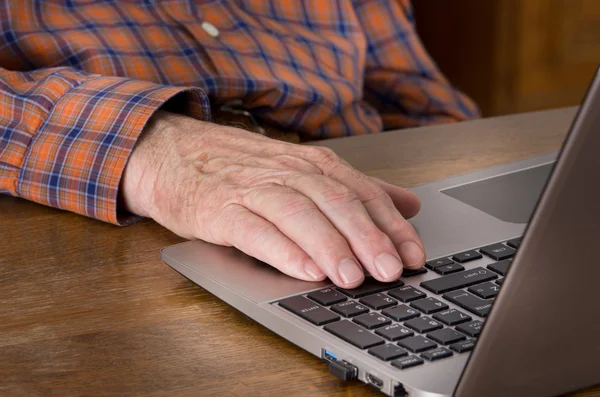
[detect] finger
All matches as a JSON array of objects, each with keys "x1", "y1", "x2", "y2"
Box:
[
  {"x1": 216, "y1": 204, "x2": 327, "y2": 282},
  {"x1": 371, "y1": 177, "x2": 421, "y2": 219},
  {"x1": 309, "y1": 154, "x2": 425, "y2": 270},
  {"x1": 281, "y1": 174, "x2": 407, "y2": 282},
  {"x1": 241, "y1": 185, "x2": 365, "y2": 288}
]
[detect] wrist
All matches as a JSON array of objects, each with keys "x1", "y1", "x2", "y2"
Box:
[{"x1": 119, "y1": 110, "x2": 177, "y2": 218}]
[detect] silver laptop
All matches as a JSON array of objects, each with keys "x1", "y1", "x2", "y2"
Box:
[{"x1": 160, "y1": 69, "x2": 600, "y2": 397}]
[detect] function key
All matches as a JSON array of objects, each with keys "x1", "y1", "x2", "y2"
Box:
[
  {"x1": 330, "y1": 301, "x2": 369, "y2": 318},
  {"x1": 421, "y1": 347, "x2": 453, "y2": 362},
  {"x1": 324, "y1": 320, "x2": 385, "y2": 349},
  {"x1": 425, "y1": 257, "x2": 454, "y2": 269},
  {"x1": 410, "y1": 297, "x2": 449, "y2": 314},
  {"x1": 359, "y1": 293, "x2": 397, "y2": 310},
  {"x1": 432, "y1": 309, "x2": 472, "y2": 326},
  {"x1": 467, "y1": 282, "x2": 500, "y2": 299},
  {"x1": 434, "y1": 263, "x2": 465, "y2": 275},
  {"x1": 480, "y1": 243, "x2": 516, "y2": 261},
  {"x1": 442, "y1": 290, "x2": 493, "y2": 317},
  {"x1": 426, "y1": 328, "x2": 466, "y2": 345},
  {"x1": 452, "y1": 250, "x2": 483, "y2": 263},
  {"x1": 401, "y1": 267, "x2": 428, "y2": 277},
  {"x1": 368, "y1": 344, "x2": 409, "y2": 361},
  {"x1": 506, "y1": 237, "x2": 522, "y2": 249},
  {"x1": 404, "y1": 316, "x2": 443, "y2": 333},
  {"x1": 388, "y1": 285, "x2": 427, "y2": 302},
  {"x1": 449, "y1": 339, "x2": 477, "y2": 353},
  {"x1": 353, "y1": 312, "x2": 391, "y2": 329},
  {"x1": 456, "y1": 320, "x2": 483, "y2": 337},
  {"x1": 382, "y1": 304, "x2": 420, "y2": 322},
  {"x1": 391, "y1": 355, "x2": 424, "y2": 369},
  {"x1": 487, "y1": 259, "x2": 512, "y2": 276},
  {"x1": 398, "y1": 335, "x2": 437, "y2": 353},
  {"x1": 278, "y1": 296, "x2": 340, "y2": 325},
  {"x1": 307, "y1": 288, "x2": 347, "y2": 306},
  {"x1": 375, "y1": 323, "x2": 414, "y2": 341},
  {"x1": 337, "y1": 278, "x2": 403, "y2": 298}
]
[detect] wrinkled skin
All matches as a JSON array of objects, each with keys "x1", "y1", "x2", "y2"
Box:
[{"x1": 121, "y1": 111, "x2": 425, "y2": 289}]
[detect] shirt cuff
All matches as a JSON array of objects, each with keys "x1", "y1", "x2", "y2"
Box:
[{"x1": 17, "y1": 74, "x2": 210, "y2": 225}]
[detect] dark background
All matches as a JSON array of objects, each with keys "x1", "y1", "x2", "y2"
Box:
[{"x1": 414, "y1": 0, "x2": 600, "y2": 116}]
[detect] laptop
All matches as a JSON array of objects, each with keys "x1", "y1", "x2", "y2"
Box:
[{"x1": 160, "y1": 69, "x2": 600, "y2": 397}]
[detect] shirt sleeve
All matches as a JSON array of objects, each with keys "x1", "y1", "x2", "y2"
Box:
[
  {"x1": 355, "y1": 0, "x2": 480, "y2": 129},
  {"x1": 0, "y1": 66, "x2": 210, "y2": 224}
]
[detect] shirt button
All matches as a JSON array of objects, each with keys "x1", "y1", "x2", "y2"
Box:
[{"x1": 201, "y1": 21, "x2": 219, "y2": 38}]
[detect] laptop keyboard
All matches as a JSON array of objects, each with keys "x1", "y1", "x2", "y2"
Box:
[{"x1": 276, "y1": 237, "x2": 521, "y2": 370}]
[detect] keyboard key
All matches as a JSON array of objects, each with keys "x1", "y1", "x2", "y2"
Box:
[
  {"x1": 420, "y1": 267, "x2": 498, "y2": 294},
  {"x1": 452, "y1": 250, "x2": 483, "y2": 263},
  {"x1": 391, "y1": 355, "x2": 424, "y2": 369},
  {"x1": 434, "y1": 263, "x2": 465, "y2": 275},
  {"x1": 421, "y1": 347, "x2": 453, "y2": 361},
  {"x1": 410, "y1": 297, "x2": 449, "y2": 314},
  {"x1": 467, "y1": 282, "x2": 500, "y2": 299},
  {"x1": 337, "y1": 279, "x2": 403, "y2": 298},
  {"x1": 388, "y1": 285, "x2": 427, "y2": 302},
  {"x1": 307, "y1": 288, "x2": 347, "y2": 306},
  {"x1": 278, "y1": 296, "x2": 340, "y2": 325},
  {"x1": 506, "y1": 237, "x2": 522, "y2": 249},
  {"x1": 401, "y1": 267, "x2": 428, "y2": 277},
  {"x1": 456, "y1": 320, "x2": 483, "y2": 337},
  {"x1": 480, "y1": 243, "x2": 516, "y2": 261},
  {"x1": 375, "y1": 323, "x2": 414, "y2": 341},
  {"x1": 425, "y1": 257, "x2": 454, "y2": 269},
  {"x1": 368, "y1": 344, "x2": 409, "y2": 361},
  {"x1": 450, "y1": 339, "x2": 476, "y2": 353},
  {"x1": 324, "y1": 320, "x2": 385, "y2": 349},
  {"x1": 487, "y1": 259, "x2": 512, "y2": 276},
  {"x1": 426, "y1": 328, "x2": 466, "y2": 345},
  {"x1": 330, "y1": 301, "x2": 369, "y2": 318},
  {"x1": 495, "y1": 278, "x2": 504, "y2": 286},
  {"x1": 398, "y1": 336, "x2": 437, "y2": 353},
  {"x1": 432, "y1": 309, "x2": 472, "y2": 326},
  {"x1": 359, "y1": 293, "x2": 397, "y2": 310},
  {"x1": 404, "y1": 316, "x2": 443, "y2": 333},
  {"x1": 353, "y1": 312, "x2": 391, "y2": 329},
  {"x1": 443, "y1": 291, "x2": 493, "y2": 317},
  {"x1": 382, "y1": 305, "x2": 420, "y2": 321}
]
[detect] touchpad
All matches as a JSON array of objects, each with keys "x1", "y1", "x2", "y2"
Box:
[{"x1": 441, "y1": 163, "x2": 554, "y2": 224}]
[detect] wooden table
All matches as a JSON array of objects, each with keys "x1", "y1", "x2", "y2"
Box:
[{"x1": 2, "y1": 107, "x2": 598, "y2": 397}]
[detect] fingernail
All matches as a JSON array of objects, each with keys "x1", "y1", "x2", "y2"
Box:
[
  {"x1": 338, "y1": 258, "x2": 364, "y2": 285},
  {"x1": 374, "y1": 252, "x2": 403, "y2": 279},
  {"x1": 304, "y1": 259, "x2": 325, "y2": 281},
  {"x1": 399, "y1": 241, "x2": 425, "y2": 268}
]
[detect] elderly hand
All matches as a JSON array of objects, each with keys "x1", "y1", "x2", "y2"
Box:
[{"x1": 121, "y1": 111, "x2": 425, "y2": 288}]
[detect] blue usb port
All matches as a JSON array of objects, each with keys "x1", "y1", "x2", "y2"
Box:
[{"x1": 321, "y1": 349, "x2": 338, "y2": 363}]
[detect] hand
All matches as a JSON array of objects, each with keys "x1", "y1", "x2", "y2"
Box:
[{"x1": 121, "y1": 111, "x2": 425, "y2": 288}]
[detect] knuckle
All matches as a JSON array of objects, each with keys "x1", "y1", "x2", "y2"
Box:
[
  {"x1": 321, "y1": 184, "x2": 358, "y2": 205},
  {"x1": 280, "y1": 196, "x2": 318, "y2": 219},
  {"x1": 359, "y1": 227, "x2": 390, "y2": 244},
  {"x1": 359, "y1": 184, "x2": 388, "y2": 204},
  {"x1": 307, "y1": 146, "x2": 340, "y2": 166},
  {"x1": 388, "y1": 217, "x2": 416, "y2": 237},
  {"x1": 273, "y1": 154, "x2": 321, "y2": 173}
]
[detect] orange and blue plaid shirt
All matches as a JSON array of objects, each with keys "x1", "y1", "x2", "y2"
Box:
[{"x1": 0, "y1": 0, "x2": 479, "y2": 224}]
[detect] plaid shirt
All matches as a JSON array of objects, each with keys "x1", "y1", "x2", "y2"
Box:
[{"x1": 0, "y1": 0, "x2": 479, "y2": 224}]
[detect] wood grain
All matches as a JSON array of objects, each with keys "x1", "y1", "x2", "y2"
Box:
[{"x1": 1, "y1": 107, "x2": 598, "y2": 397}]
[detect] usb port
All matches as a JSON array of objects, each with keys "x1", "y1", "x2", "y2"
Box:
[
  {"x1": 321, "y1": 349, "x2": 338, "y2": 363},
  {"x1": 366, "y1": 373, "x2": 384, "y2": 389}
]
